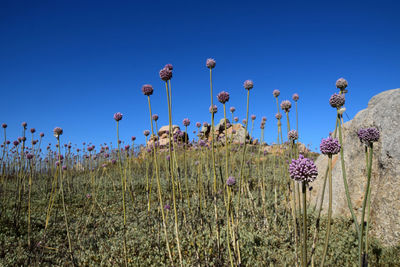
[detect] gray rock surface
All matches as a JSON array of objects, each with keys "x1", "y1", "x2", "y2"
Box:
[{"x1": 310, "y1": 88, "x2": 400, "y2": 246}]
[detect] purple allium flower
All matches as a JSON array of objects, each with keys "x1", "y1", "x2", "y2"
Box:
[
  {"x1": 209, "y1": 105, "x2": 218, "y2": 114},
  {"x1": 357, "y1": 127, "x2": 380, "y2": 145},
  {"x1": 226, "y1": 176, "x2": 236, "y2": 186},
  {"x1": 234, "y1": 117, "x2": 238, "y2": 122},
  {"x1": 202, "y1": 122, "x2": 208, "y2": 127},
  {"x1": 166, "y1": 155, "x2": 170, "y2": 161},
  {"x1": 244, "y1": 80, "x2": 254, "y2": 90},
  {"x1": 288, "y1": 130, "x2": 299, "y2": 141},
  {"x1": 55, "y1": 161, "x2": 60, "y2": 166},
  {"x1": 320, "y1": 137, "x2": 341, "y2": 155},
  {"x1": 262, "y1": 116, "x2": 267, "y2": 122},
  {"x1": 40, "y1": 132, "x2": 44, "y2": 137},
  {"x1": 53, "y1": 127, "x2": 63, "y2": 137},
  {"x1": 32, "y1": 140, "x2": 37, "y2": 145},
  {"x1": 21, "y1": 136, "x2": 26, "y2": 142},
  {"x1": 329, "y1": 93, "x2": 345, "y2": 108},
  {"x1": 132, "y1": 136, "x2": 136, "y2": 141},
  {"x1": 124, "y1": 145, "x2": 130, "y2": 151},
  {"x1": 336, "y1": 78, "x2": 348, "y2": 90},
  {"x1": 143, "y1": 130, "x2": 150, "y2": 137},
  {"x1": 114, "y1": 112, "x2": 123, "y2": 122},
  {"x1": 230, "y1": 107, "x2": 236, "y2": 113},
  {"x1": 275, "y1": 113, "x2": 282, "y2": 120},
  {"x1": 289, "y1": 154, "x2": 318, "y2": 183},
  {"x1": 86, "y1": 193, "x2": 91, "y2": 199},
  {"x1": 30, "y1": 128, "x2": 35, "y2": 134},
  {"x1": 164, "y1": 204, "x2": 171, "y2": 210},
  {"x1": 164, "y1": 64, "x2": 173, "y2": 70},
  {"x1": 112, "y1": 159, "x2": 117, "y2": 164},
  {"x1": 280, "y1": 100, "x2": 292, "y2": 112},
  {"x1": 273, "y1": 89, "x2": 280, "y2": 98},
  {"x1": 260, "y1": 122, "x2": 265, "y2": 129},
  {"x1": 206, "y1": 58, "x2": 216, "y2": 69},
  {"x1": 2, "y1": 123, "x2": 7, "y2": 128},
  {"x1": 159, "y1": 67, "x2": 172, "y2": 81},
  {"x1": 292, "y1": 93, "x2": 299, "y2": 102},
  {"x1": 196, "y1": 122, "x2": 201, "y2": 128},
  {"x1": 13, "y1": 140, "x2": 19, "y2": 146},
  {"x1": 242, "y1": 119, "x2": 247, "y2": 125},
  {"x1": 22, "y1": 122, "x2": 27, "y2": 128},
  {"x1": 183, "y1": 118, "x2": 190, "y2": 127},
  {"x1": 152, "y1": 114, "x2": 159, "y2": 121},
  {"x1": 141, "y1": 84, "x2": 154, "y2": 96},
  {"x1": 217, "y1": 91, "x2": 230, "y2": 104},
  {"x1": 62, "y1": 165, "x2": 67, "y2": 171},
  {"x1": 6, "y1": 141, "x2": 10, "y2": 145},
  {"x1": 26, "y1": 153, "x2": 34, "y2": 160},
  {"x1": 87, "y1": 146, "x2": 94, "y2": 152},
  {"x1": 251, "y1": 115, "x2": 256, "y2": 121}
]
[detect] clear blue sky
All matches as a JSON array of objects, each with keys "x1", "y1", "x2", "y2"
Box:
[{"x1": 1, "y1": 0, "x2": 399, "y2": 151}]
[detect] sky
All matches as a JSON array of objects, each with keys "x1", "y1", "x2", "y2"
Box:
[{"x1": 1, "y1": 0, "x2": 399, "y2": 151}]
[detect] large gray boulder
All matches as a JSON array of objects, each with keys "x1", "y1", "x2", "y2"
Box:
[{"x1": 310, "y1": 88, "x2": 400, "y2": 246}]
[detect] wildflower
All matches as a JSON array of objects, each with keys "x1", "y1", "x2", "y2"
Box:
[
  {"x1": 206, "y1": 58, "x2": 216, "y2": 69},
  {"x1": 209, "y1": 105, "x2": 217, "y2": 114},
  {"x1": 320, "y1": 137, "x2": 341, "y2": 155},
  {"x1": 30, "y1": 128, "x2": 36, "y2": 134},
  {"x1": 262, "y1": 116, "x2": 267, "y2": 122},
  {"x1": 196, "y1": 122, "x2": 201, "y2": 128},
  {"x1": 292, "y1": 93, "x2": 299, "y2": 101},
  {"x1": 53, "y1": 127, "x2": 63, "y2": 137},
  {"x1": 159, "y1": 67, "x2": 172, "y2": 81},
  {"x1": 275, "y1": 113, "x2": 282, "y2": 120},
  {"x1": 40, "y1": 132, "x2": 44, "y2": 137},
  {"x1": 281, "y1": 100, "x2": 292, "y2": 112},
  {"x1": 2, "y1": 123, "x2": 7, "y2": 128},
  {"x1": 251, "y1": 115, "x2": 256, "y2": 120},
  {"x1": 132, "y1": 136, "x2": 136, "y2": 141},
  {"x1": 329, "y1": 93, "x2": 345, "y2": 108},
  {"x1": 164, "y1": 64, "x2": 173, "y2": 70},
  {"x1": 114, "y1": 112, "x2": 123, "y2": 121},
  {"x1": 144, "y1": 130, "x2": 150, "y2": 137},
  {"x1": 273, "y1": 89, "x2": 280, "y2": 97},
  {"x1": 26, "y1": 153, "x2": 34, "y2": 160},
  {"x1": 244, "y1": 80, "x2": 253, "y2": 90},
  {"x1": 288, "y1": 130, "x2": 299, "y2": 141},
  {"x1": 357, "y1": 127, "x2": 380, "y2": 145},
  {"x1": 217, "y1": 91, "x2": 230, "y2": 104},
  {"x1": 289, "y1": 154, "x2": 318, "y2": 183},
  {"x1": 234, "y1": 117, "x2": 238, "y2": 122},
  {"x1": 226, "y1": 176, "x2": 236, "y2": 186},
  {"x1": 164, "y1": 204, "x2": 171, "y2": 210},
  {"x1": 336, "y1": 78, "x2": 348, "y2": 90},
  {"x1": 152, "y1": 114, "x2": 159, "y2": 121},
  {"x1": 230, "y1": 107, "x2": 236, "y2": 113},
  {"x1": 141, "y1": 84, "x2": 154, "y2": 96},
  {"x1": 22, "y1": 122, "x2": 27, "y2": 128},
  {"x1": 183, "y1": 118, "x2": 190, "y2": 127}
]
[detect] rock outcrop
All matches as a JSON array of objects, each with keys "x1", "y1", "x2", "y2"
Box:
[
  {"x1": 147, "y1": 125, "x2": 189, "y2": 148},
  {"x1": 310, "y1": 88, "x2": 400, "y2": 246},
  {"x1": 199, "y1": 119, "x2": 252, "y2": 145}
]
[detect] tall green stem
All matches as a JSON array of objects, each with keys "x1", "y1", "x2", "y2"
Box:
[{"x1": 320, "y1": 155, "x2": 332, "y2": 267}]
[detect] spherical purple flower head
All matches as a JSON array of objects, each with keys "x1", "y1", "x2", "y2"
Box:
[
  {"x1": 288, "y1": 130, "x2": 299, "y2": 141},
  {"x1": 251, "y1": 114, "x2": 256, "y2": 121},
  {"x1": 320, "y1": 137, "x2": 341, "y2": 155},
  {"x1": 40, "y1": 132, "x2": 44, "y2": 137},
  {"x1": 357, "y1": 127, "x2": 380, "y2": 145},
  {"x1": 124, "y1": 145, "x2": 130, "y2": 151},
  {"x1": 206, "y1": 58, "x2": 216, "y2": 69},
  {"x1": 280, "y1": 100, "x2": 292, "y2": 113},
  {"x1": 243, "y1": 80, "x2": 254, "y2": 90},
  {"x1": 22, "y1": 122, "x2": 27, "y2": 128},
  {"x1": 112, "y1": 159, "x2": 117, "y2": 164},
  {"x1": 113, "y1": 112, "x2": 123, "y2": 122},
  {"x1": 292, "y1": 93, "x2": 299, "y2": 102},
  {"x1": 13, "y1": 140, "x2": 19, "y2": 146},
  {"x1": 234, "y1": 117, "x2": 239, "y2": 122},
  {"x1": 159, "y1": 67, "x2": 172, "y2": 81},
  {"x1": 143, "y1": 130, "x2": 150, "y2": 137},
  {"x1": 217, "y1": 91, "x2": 230, "y2": 104},
  {"x1": 230, "y1": 107, "x2": 236, "y2": 113},
  {"x1": 336, "y1": 78, "x2": 348, "y2": 91},
  {"x1": 26, "y1": 153, "x2": 34, "y2": 160},
  {"x1": 226, "y1": 176, "x2": 236, "y2": 186},
  {"x1": 2, "y1": 123, "x2": 7, "y2": 128},
  {"x1": 21, "y1": 136, "x2": 26, "y2": 142},
  {"x1": 262, "y1": 116, "x2": 267, "y2": 122},
  {"x1": 141, "y1": 84, "x2": 154, "y2": 96},
  {"x1": 202, "y1": 122, "x2": 208, "y2": 127},
  {"x1": 242, "y1": 119, "x2": 247, "y2": 125},
  {"x1": 53, "y1": 127, "x2": 63, "y2": 137},
  {"x1": 131, "y1": 136, "x2": 136, "y2": 141},
  {"x1": 183, "y1": 118, "x2": 190, "y2": 127},
  {"x1": 289, "y1": 154, "x2": 318, "y2": 183},
  {"x1": 164, "y1": 64, "x2": 173, "y2": 70},
  {"x1": 32, "y1": 140, "x2": 38, "y2": 145},
  {"x1": 62, "y1": 165, "x2": 67, "y2": 171},
  {"x1": 6, "y1": 141, "x2": 10, "y2": 145},
  {"x1": 260, "y1": 122, "x2": 265, "y2": 130},
  {"x1": 164, "y1": 204, "x2": 171, "y2": 210},
  {"x1": 30, "y1": 128, "x2": 36, "y2": 134},
  {"x1": 275, "y1": 113, "x2": 282, "y2": 120},
  {"x1": 166, "y1": 154, "x2": 170, "y2": 161},
  {"x1": 196, "y1": 122, "x2": 201, "y2": 128},
  {"x1": 273, "y1": 89, "x2": 280, "y2": 98},
  {"x1": 329, "y1": 93, "x2": 345, "y2": 108},
  {"x1": 152, "y1": 114, "x2": 159, "y2": 121},
  {"x1": 209, "y1": 105, "x2": 218, "y2": 114}
]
